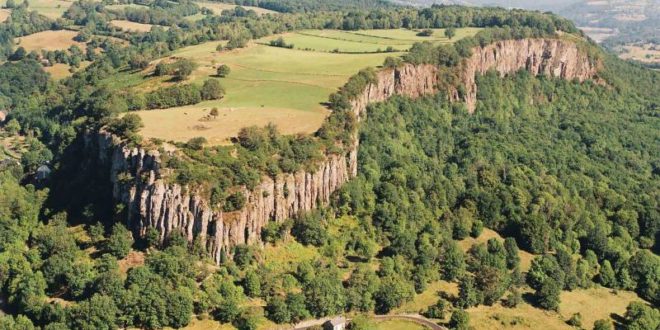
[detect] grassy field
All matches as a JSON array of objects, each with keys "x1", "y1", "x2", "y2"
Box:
[
  {"x1": 457, "y1": 228, "x2": 535, "y2": 272},
  {"x1": 374, "y1": 319, "x2": 427, "y2": 330},
  {"x1": 352, "y1": 28, "x2": 482, "y2": 42},
  {"x1": 43, "y1": 61, "x2": 92, "y2": 80},
  {"x1": 0, "y1": 8, "x2": 10, "y2": 22},
  {"x1": 126, "y1": 28, "x2": 478, "y2": 144},
  {"x1": 105, "y1": 3, "x2": 149, "y2": 11},
  {"x1": 262, "y1": 240, "x2": 320, "y2": 273},
  {"x1": 0, "y1": 128, "x2": 26, "y2": 161},
  {"x1": 559, "y1": 288, "x2": 643, "y2": 329},
  {"x1": 131, "y1": 41, "x2": 402, "y2": 144},
  {"x1": 0, "y1": 0, "x2": 72, "y2": 19},
  {"x1": 467, "y1": 287, "x2": 644, "y2": 330},
  {"x1": 15, "y1": 30, "x2": 85, "y2": 52},
  {"x1": 618, "y1": 43, "x2": 660, "y2": 63},
  {"x1": 394, "y1": 280, "x2": 459, "y2": 314},
  {"x1": 257, "y1": 28, "x2": 480, "y2": 53},
  {"x1": 110, "y1": 20, "x2": 162, "y2": 33},
  {"x1": 195, "y1": 1, "x2": 277, "y2": 15}
]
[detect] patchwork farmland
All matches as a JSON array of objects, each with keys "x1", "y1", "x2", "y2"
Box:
[{"x1": 125, "y1": 28, "x2": 479, "y2": 144}]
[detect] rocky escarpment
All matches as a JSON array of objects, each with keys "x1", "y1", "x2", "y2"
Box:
[
  {"x1": 456, "y1": 38, "x2": 600, "y2": 112},
  {"x1": 97, "y1": 38, "x2": 599, "y2": 264},
  {"x1": 96, "y1": 63, "x2": 439, "y2": 264}
]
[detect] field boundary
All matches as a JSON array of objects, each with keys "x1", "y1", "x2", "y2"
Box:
[
  {"x1": 228, "y1": 62, "x2": 350, "y2": 77},
  {"x1": 296, "y1": 31, "x2": 414, "y2": 46}
]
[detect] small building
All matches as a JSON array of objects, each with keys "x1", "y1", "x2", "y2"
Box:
[
  {"x1": 323, "y1": 316, "x2": 346, "y2": 330},
  {"x1": 36, "y1": 165, "x2": 51, "y2": 181}
]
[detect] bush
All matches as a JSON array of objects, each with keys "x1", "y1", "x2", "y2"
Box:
[
  {"x1": 567, "y1": 313, "x2": 582, "y2": 327},
  {"x1": 593, "y1": 319, "x2": 612, "y2": 330},
  {"x1": 217, "y1": 64, "x2": 231, "y2": 77},
  {"x1": 268, "y1": 37, "x2": 294, "y2": 49},
  {"x1": 449, "y1": 309, "x2": 470, "y2": 330},
  {"x1": 424, "y1": 298, "x2": 448, "y2": 319},
  {"x1": 107, "y1": 114, "x2": 144, "y2": 138},
  {"x1": 186, "y1": 137, "x2": 207, "y2": 150},
  {"x1": 502, "y1": 288, "x2": 522, "y2": 308},
  {"x1": 417, "y1": 29, "x2": 434, "y2": 37},
  {"x1": 201, "y1": 79, "x2": 225, "y2": 100},
  {"x1": 223, "y1": 192, "x2": 246, "y2": 212}
]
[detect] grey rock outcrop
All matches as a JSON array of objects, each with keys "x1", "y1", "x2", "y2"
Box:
[{"x1": 455, "y1": 38, "x2": 600, "y2": 112}]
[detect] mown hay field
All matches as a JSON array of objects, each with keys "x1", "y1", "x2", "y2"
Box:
[
  {"x1": 125, "y1": 28, "x2": 479, "y2": 144},
  {"x1": 195, "y1": 1, "x2": 277, "y2": 16},
  {"x1": 110, "y1": 20, "x2": 162, "y2": 33},
  {"x1": 257, "y1": 28, "x2": 481, "y2": 53},
  {"x1": 131, "y1": 42, "x2": 399, "y2": 144},
  {"x1": 14, "y1": 30, "x2": 85, "y2": 52},
  {"x1": 0, "y1": 0, "x2": 72, "y2": 19},
  {"x1": 43, "y1": 61, "x2": 91, "y2": 80},
  {"x1": 0, "y1": 8, "x2": 10, "y2": 22}
]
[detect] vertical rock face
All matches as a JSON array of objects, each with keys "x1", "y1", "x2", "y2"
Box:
[
  {"x1": 457, "y1": 38, "x2": 599, "y2": 112},
  {"x1": 96, "y1": 38, "x2": 599, "y2": 264}
]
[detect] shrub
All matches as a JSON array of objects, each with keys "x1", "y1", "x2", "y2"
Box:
[
  {"x1": 186, "y1": 137, "x2": 207, "y2": 150},
  {"x1": 201, "y1": 79, "x2": 225, "y2": 100},
  {"x1": 417, "y1": 29, "x2": 434, "y2": 37},
  {"x1": 268, "y1": 37, "x2": 294, "y2": 49},
  {"x1": 223, "y1": 192, "x2": 246, "y2": 212},
  {"x1": 217, "y1": 64, "x2": 231, "y2": 77},
  {"x1": 449, "y1": 309, "x2": 470, "y2": 330},
  {"x1": 567, "y1": 313, "x2": 582, "y2": 327}
]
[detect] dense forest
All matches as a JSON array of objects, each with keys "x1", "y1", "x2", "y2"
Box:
[{"x1": 0, "y1": 0, "x2": 658, "y2": 329}]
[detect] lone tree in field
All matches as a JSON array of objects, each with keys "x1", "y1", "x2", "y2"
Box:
[
  {"x1": 445, "y1": 27, "x2": 456, "y2": 40},
  {"x1": 217, "y1": 64, "x2": 231, "y2": 77},
  {"x1": 210, "y1": 107, "x2": 219, "y2": 119}
]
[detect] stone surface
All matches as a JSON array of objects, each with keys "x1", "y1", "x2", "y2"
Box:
[
  {"x1": 96, "y1": 38, "x2": 600, "y2": 264},
  {"x1": 456, "y1": 38, "x2": 600, "y2": 112}
]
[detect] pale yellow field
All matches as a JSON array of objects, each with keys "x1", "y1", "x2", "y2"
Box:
[
  {"x1": 468, "y1": 286, "x2": 644, "y2": 330},
  {"x1": 132, "y1": 41, "x2": 399, "y2": 144},
  {"x1": 136, "y1": 106, "x2": 329, "y2": 145},
  {"x1": 457, "y1": 228, "x2": 535, "y2": 272},
  {"x1": 196, "y1": 1, "x2": 277, "y2": 15},
  {"x1": 0, "y1": 8, "x2": 10, "y2": 22},
  {"x1": 0, "y1": 0, "x2": 72, "y2": 19},
  {"x1": 394, "y1": 280, "x2": 459, "y2": 314},
  {"x1": 559, "y1": 287, "x2": 644, "y2": 329},
  {"x1": 618, "y1": 44, "x2": 660, "y2": 63},
  {"x1": 111, "y1": 20, "x2": 162, "y2": 32},
  {"x1": 128, "y1": 28, "x2": 477, "y2": 144},
  {"x1": 43, "y1": 61, "x2": 91, "y2": 80},
  {"x1": 374, "y1": 319, "x2": 426, "y2": 330},
  {"x1": 15, "y1": 30, "x2": 85, "y2": 52}
]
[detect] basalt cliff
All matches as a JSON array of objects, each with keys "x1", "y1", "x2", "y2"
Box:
[{"x1": 94, "y1": 38, "x2": 599, "y2": 264}]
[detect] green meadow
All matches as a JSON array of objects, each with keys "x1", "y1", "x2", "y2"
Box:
[{"x1": 122, "y1": 28, "x2": 479, "y2": 144}]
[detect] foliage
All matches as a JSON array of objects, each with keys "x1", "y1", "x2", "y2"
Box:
[
  {"x1": 449, "y1": 309, "x2": 470, "y2": 330},
  {"x1": 217, "y1": 64, "x2": 231, "y2": 78},
  {"x1": 105, "y1": 223, "x2": 133, "y2": 259},
  {"x1": 622, "y1": 302, "x2": 659, "y2": 330}
]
